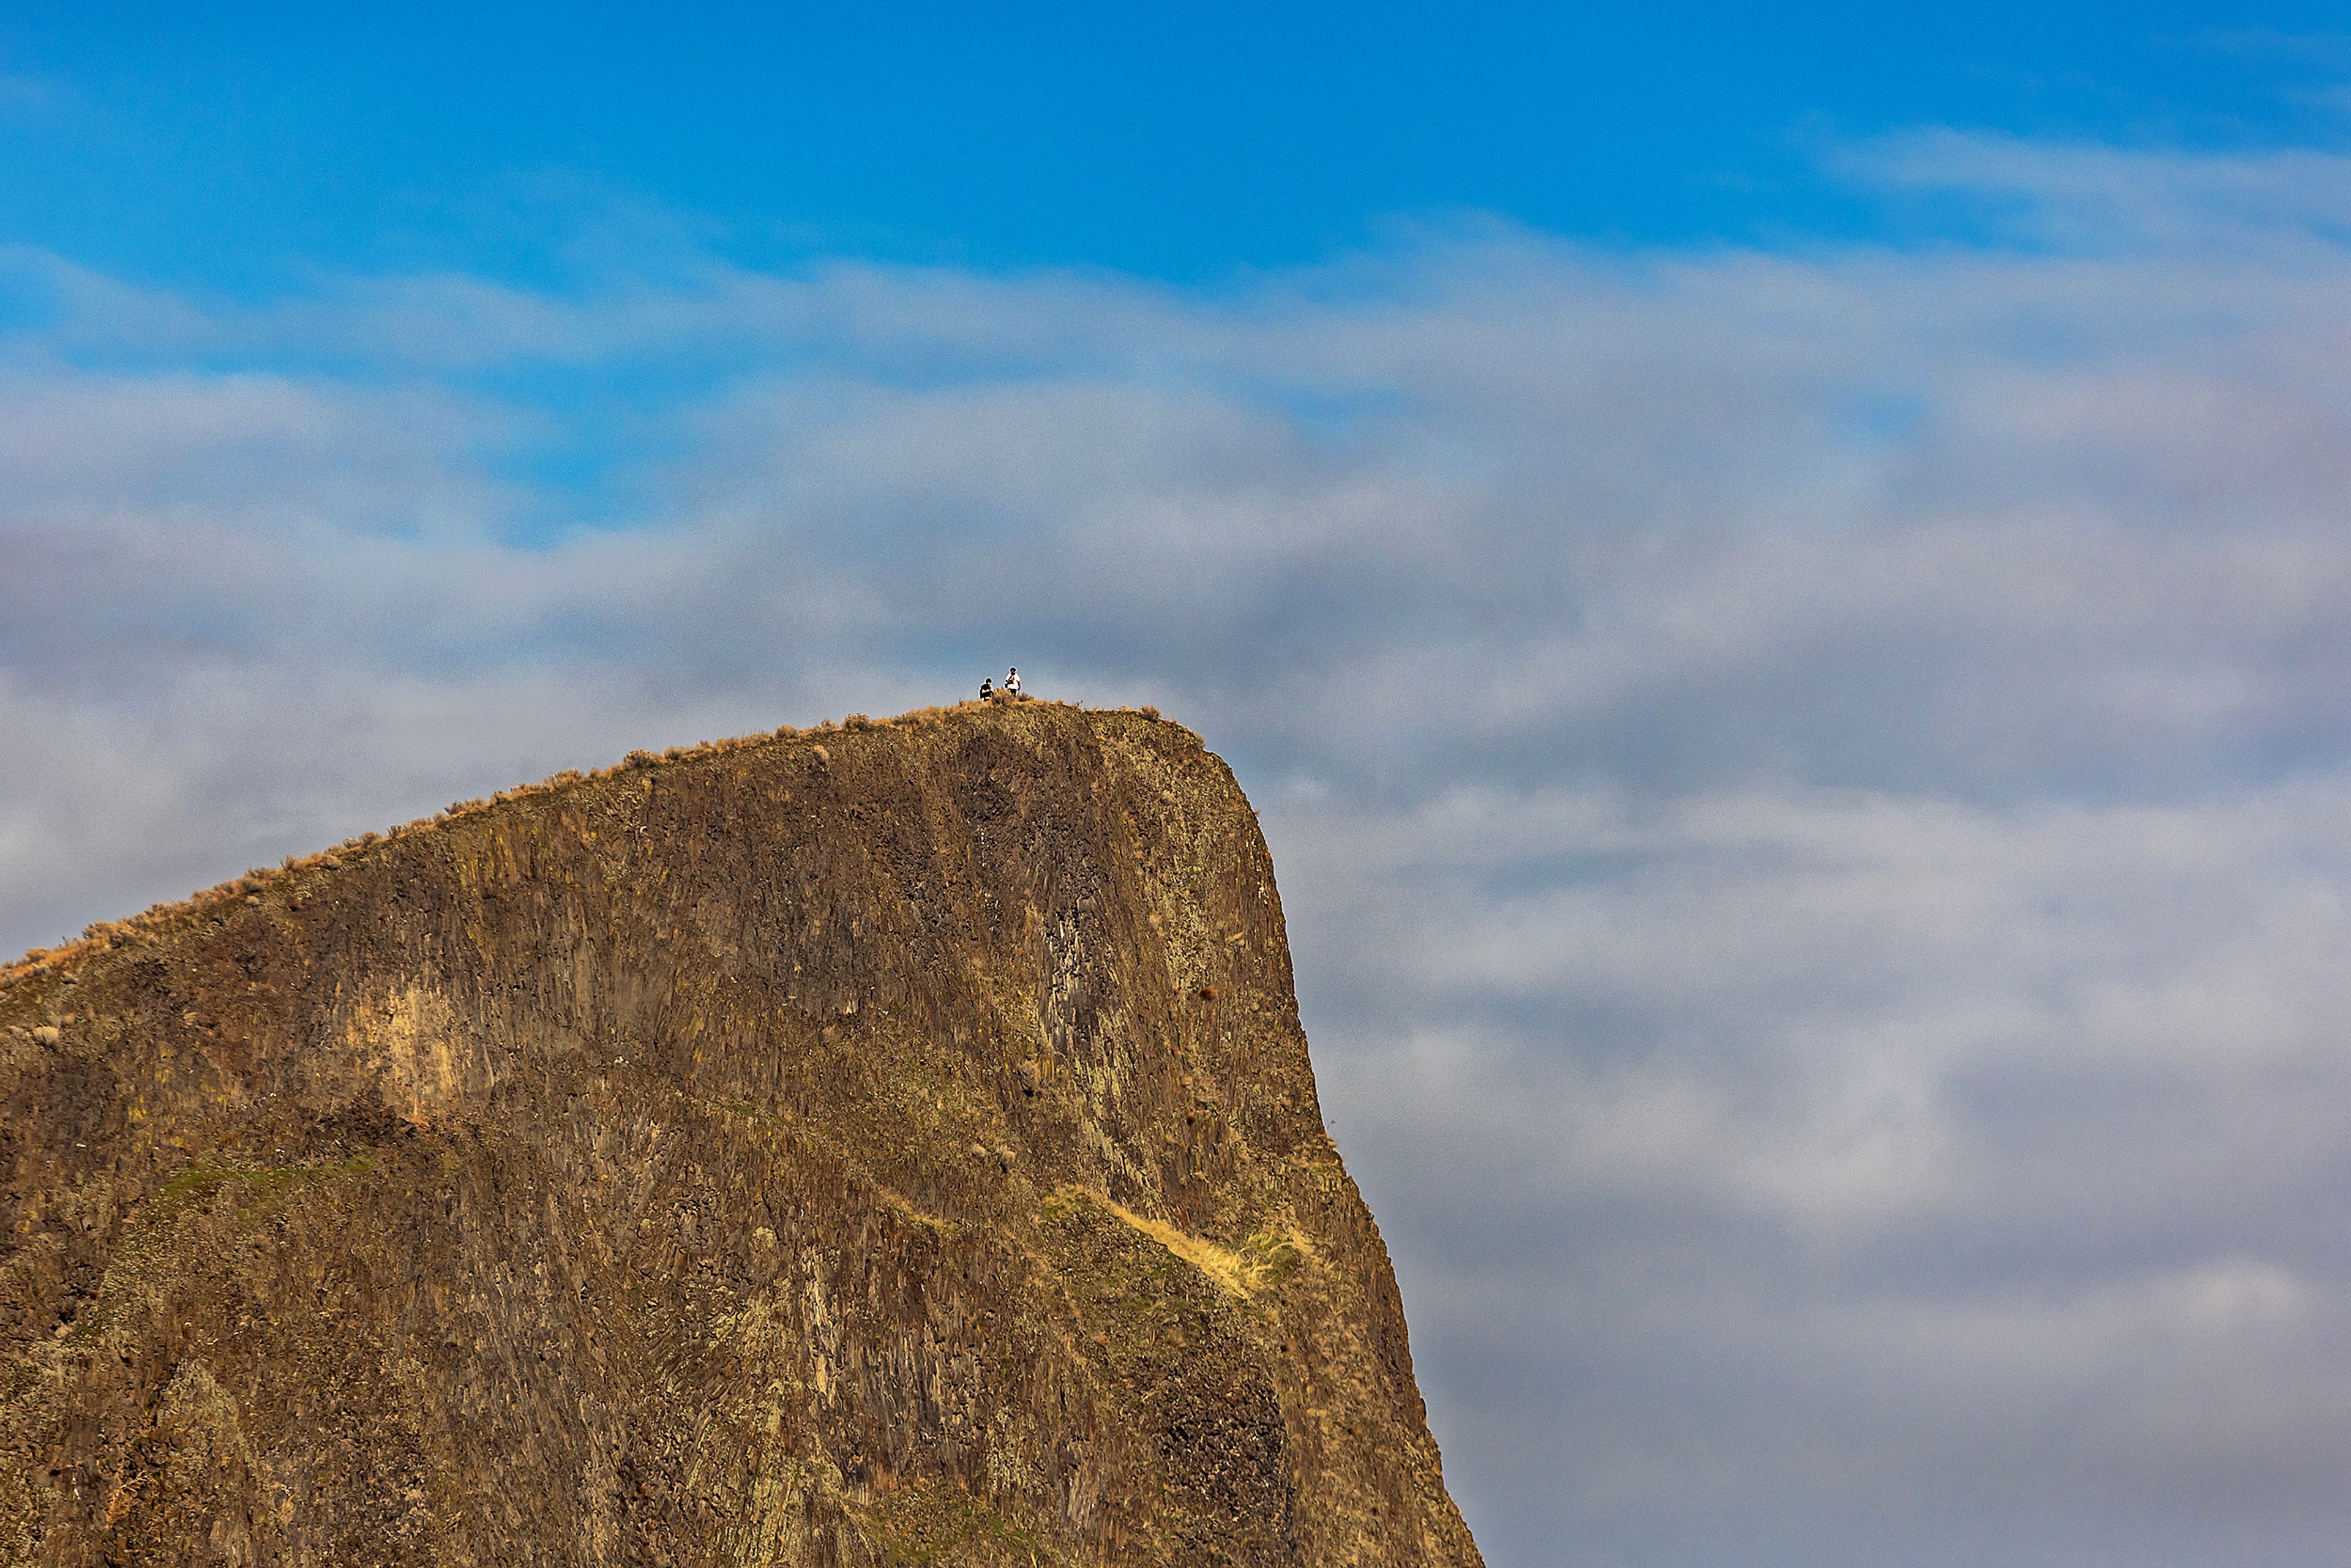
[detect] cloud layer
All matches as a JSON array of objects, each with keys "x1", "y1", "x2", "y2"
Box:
[{"x1": 9, "y1": 136, "x2": 2351, "y2": 1566}]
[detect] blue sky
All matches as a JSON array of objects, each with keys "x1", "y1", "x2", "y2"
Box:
[
  {"x1": 13, "y1": 9, "x2": 2351, "y2": 1568},
  {"x1": 7, "y1": 2, "x2": 2351, "y2": 287}
]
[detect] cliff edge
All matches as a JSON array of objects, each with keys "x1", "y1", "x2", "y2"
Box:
[{"x1": 0, "y1": 700, "x2": 1480, "y2": 1567}]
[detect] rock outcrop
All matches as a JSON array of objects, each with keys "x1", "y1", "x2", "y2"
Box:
[{"x1": 0, "y1": 701, "x2": 1480, "y2": 1566}]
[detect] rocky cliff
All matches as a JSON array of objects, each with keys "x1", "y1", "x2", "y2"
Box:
[{"x1": 0, "y1": 702, "x2": 1480, "y2": 1567}]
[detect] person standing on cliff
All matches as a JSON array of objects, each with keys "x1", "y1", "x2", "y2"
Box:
[
  {"x1": 980, "y1": 677, "x2": 993, "y2": 701},
  {"x1": 1005, "y1": 667, "x2": 1022, "y2": 699}
]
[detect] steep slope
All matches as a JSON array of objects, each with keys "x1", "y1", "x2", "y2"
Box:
[{"x1": 0, "y1": 701, "x2": 1480, "y2": 1567}]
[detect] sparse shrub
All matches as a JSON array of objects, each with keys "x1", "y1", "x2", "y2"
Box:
[{"x1": 1239, "y1": 1229, "x2": 1305, "y2": 1288}]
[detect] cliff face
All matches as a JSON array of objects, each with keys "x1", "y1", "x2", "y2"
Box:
[{"x1": 0, "y1": 702, "x2": 1480, "y2": 1567}]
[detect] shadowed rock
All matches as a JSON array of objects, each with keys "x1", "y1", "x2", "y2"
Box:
[{"x1": 0, "y1": 702, "x2": 1481, "y2": 1566}]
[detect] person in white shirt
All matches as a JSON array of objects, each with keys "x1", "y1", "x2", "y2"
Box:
[{"x1": 1005, "y1": 667, "x2": 1022, "y2": 697}]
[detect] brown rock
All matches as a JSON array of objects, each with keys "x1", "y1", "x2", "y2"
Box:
[{"x1": 0, "y1": 701, "x2": 1480, "y2": 1566}]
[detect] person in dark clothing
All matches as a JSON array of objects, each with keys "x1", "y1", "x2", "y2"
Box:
[{"x1": 980, "y1": 677, "x2": 994, "y2": 701}]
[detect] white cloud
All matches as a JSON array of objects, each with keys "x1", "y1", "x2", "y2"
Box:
[
  {"x1": 1839, "y1": 131, "x2": 2351, "y2": 252},
  {"x1": 10, "y1": 129, "x2": 2351, "y2": 1565}
]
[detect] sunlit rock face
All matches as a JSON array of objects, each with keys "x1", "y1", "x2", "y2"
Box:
[{"x1": 1, "y1": 701, "x2": 1480, "y2": 1567}]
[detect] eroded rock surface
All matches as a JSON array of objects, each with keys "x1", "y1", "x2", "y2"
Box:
[{"x1": 0, "y1": 702, "x2": 1480, "y2": 1567}]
